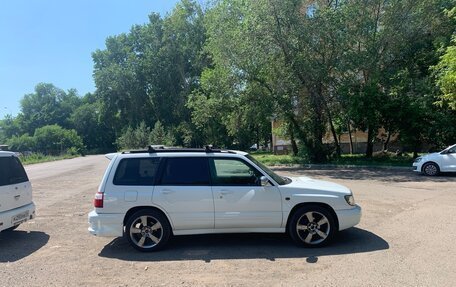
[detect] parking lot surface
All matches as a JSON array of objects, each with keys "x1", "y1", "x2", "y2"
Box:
[{"x1": 1, "y1": 155, "x2": 455, "y2": 286}]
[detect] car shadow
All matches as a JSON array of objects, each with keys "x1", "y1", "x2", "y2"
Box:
[
  {"x1": 0, "y1": 230, "x2": 49, "y2": 262},
  {"x1": 273, "y1": 166, "x2": 456, "y2": 183},
  {"x1": 98, "y1": 227, "x2": 388, "y2": 262}
]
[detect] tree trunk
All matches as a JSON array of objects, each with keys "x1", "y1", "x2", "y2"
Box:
[
  {"x1": 322, "y1": 96, "x2": 340, "y2": 157},
  {"x1": 366, "y1": 126, "x2": 374, "y2": 158},
  {"x1": 347, "y1": 119, "x2": 354, "y2": 154},
  {"x1": 383, "y1": 131, "x2": 391, "y2": 151},
  {"x1": 289, "y1": 125, "x2": 298, "y2": 156},
  {"x1": 256, "y1": 125, "x2": 260, "y2": 151}
]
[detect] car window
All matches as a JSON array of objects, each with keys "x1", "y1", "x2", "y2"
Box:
[
  {"x1": 210, "y1": 158, "x2": 262, "y2": 186},
  {"x1": 159, "y1": 157, "x2": 210, "y2": 186},
  {"x1": 0, "y1": 156, "x2": 28, "y2": 187},
  {"x1": 0, "y1": 157, "x2": 9, "y2": 186},
  {"x1": 448, "y1": 146, "x2": 456, "y2": 153},
  {"x1": 114, "y1": 158, "x2": 160, "y2": 186},
  {"x1": 9, "y1": 156, "x2": 29, "y2": 184}
]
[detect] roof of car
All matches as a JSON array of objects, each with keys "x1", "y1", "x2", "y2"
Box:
[{"x1": 0, "y1": 151, "x2": 17, "y2": 157}]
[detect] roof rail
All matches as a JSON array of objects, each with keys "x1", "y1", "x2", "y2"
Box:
[{"x1": 123, "y1": 145, "x2": 237, "y2": 154}]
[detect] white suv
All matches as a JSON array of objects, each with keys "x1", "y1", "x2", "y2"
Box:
[
  {"x1": 88, "y1": 147, "x2": 361, "y2": 251},
  {"x1": 0, "y1": 151, "x2": 36, "y2": 232}
]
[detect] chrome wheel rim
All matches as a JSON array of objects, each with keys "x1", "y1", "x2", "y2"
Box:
[
  {"x1": 424, "y1": 164, "x2": 437, "y2": 175},
  {"x1": 129, "y1": 215, "x2": 163, "y2": 249},
  {"x1": 296, "y1": 211, "x2": 330, "y2": 245}
]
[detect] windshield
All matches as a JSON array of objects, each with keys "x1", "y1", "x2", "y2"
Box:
[
  {"x1": 246, "y1": 155, "x2": 291, "y2": 185},
  {"x1": 441, "y1": 144, "x2": 456, "y2": 153}
]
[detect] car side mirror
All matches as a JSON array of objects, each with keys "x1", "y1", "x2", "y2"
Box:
[{"x1": 260, "y1": 176, "x2": 269, "y2": 186}]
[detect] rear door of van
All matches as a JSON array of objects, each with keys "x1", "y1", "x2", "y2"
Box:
[{"x1": 0, "y1": 155, "x2": 33, "y2": 213}]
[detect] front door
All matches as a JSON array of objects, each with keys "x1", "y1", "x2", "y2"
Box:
[
  {"x1": 441, "y1": 146, "x2": 456, "y2": 171},
  {"x1": 210, "y1": 157, "x2": 282, "y2": 229}
]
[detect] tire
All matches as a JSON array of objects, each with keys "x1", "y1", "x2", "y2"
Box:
[
  {"x1": 422, "y1": 162, "x2": 440, "y2": 176},
  {"x1": 125, "y1": 209, "x2": 171, "y2": 252},
  {"x1": 288, "y1": 205, "x2": 336, "y2": 247}
]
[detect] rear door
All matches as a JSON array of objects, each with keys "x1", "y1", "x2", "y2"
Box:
[
  {"x1": 153, "y1": 157, "x2": 214, "y2": 230},
  {"x1": 0, "y1": 156, "x2": 32, "y2": 213},
  {"x1": 102, "y1": 157, "x2": 160, "y2": 213}
]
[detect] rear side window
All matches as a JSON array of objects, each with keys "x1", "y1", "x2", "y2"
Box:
[
  {"x1": 114, "y1": 158, "x2": 160, "y2": 186},
  {"x1": 0, "y1": 156, "x2": 29, "y2": 187},
  {"x1": 159, "y1": 157, "x2": 210, "y2": 186}
]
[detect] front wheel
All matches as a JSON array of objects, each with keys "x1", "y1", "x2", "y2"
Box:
[
  {"x1": 422, "y1": 162, "x2": 440, "y2": 176},
  {"x1": 125, "y1": 209, "x2": 171, "y2": 252},
  {"x1": 288, "y1": 205, "x2": 336, "y2": 247}
]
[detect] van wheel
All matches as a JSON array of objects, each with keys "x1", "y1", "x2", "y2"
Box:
[
  {"x1": 125, "y1": 209, "x2": 171, "y2": 252},
  {"x1": 288, "y1": 205, "x2": 336, "y2": 247}
]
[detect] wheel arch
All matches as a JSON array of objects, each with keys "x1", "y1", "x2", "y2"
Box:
[
  {"x1": 123, "y1": 206, "x2": 174, "y2": 234},
  {"x1": 286, "y1": 202, "x2": 339, "y2": 232}
]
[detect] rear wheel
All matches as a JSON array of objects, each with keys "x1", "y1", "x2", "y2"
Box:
[
  {"x1": 125, "y1": 209, "x2": 171, "y2": 252},
  {"x1": 288, "y1": 205, "x2": 336, "y2": 247},
  {"x1": 422, "y1": 162, "x2": 439, "y2": 176}
]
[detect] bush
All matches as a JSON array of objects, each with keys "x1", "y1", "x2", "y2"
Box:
[
  {"x1": 34, "y1": 125, "x2": 85, "y2": 155},
  {"x1": 6, "y1": 134, "x2": 36, "y2": 152}
]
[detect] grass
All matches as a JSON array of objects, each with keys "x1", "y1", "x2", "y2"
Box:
[
  {"x1": 250, "y1": 151, "x2": 415, "y2": 167},
  {"x1": 19, "y1": 153, "x2": 79, "y2": 165}
]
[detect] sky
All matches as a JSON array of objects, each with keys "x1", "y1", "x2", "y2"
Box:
[{"x1": 0, "y1": 0, "x2": 182, "y2": 118}]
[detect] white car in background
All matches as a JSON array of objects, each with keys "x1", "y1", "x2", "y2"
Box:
[
  {"x1": 413, "y1": 144, "x2": 456, "y2": 176},
  {"x1": 0, "y1": 151, "x2": 36, "y2": 232}
]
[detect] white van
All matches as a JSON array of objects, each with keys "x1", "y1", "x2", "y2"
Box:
[{"x1": 0, "y1": 151, "x2": 36, "y2": 232}]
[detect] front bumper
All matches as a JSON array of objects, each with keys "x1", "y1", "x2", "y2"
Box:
[
  {"x1": 88, "y1": 210, "x2": 124, "y2": 237},
  {"x1": 335, "y1": 205, "x2": 361, "y2": 231},
  {"x1": 412, "y1": 162, "x2": 422, "y2": 172},
  {"x1": 0, "y1": 202, "x2": 36, "y2": 232}
]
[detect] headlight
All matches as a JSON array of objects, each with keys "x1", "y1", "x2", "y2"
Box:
[
  {"x1": 344, "y1": 195, "x2": 355, "y2": 206},
  {"x1": 414, "y1": 157, "x2": 422, "y2": 163}
]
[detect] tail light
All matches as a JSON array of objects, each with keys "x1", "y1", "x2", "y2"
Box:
[{"x1": 94, "y1": 192, "x2": 104, "y2": 208}]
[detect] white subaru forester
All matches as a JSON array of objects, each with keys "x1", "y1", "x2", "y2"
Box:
[{"x1": 88, "y1": 147, "x2": 361, "y2": 252}]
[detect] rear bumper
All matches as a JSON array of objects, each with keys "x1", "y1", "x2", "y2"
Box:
[
  {"x1": 0, "y1": 202, "x2": 36, "y2": 232},
  {"x1": 88, "y1": 210, "x2": 124, "y2": 237},
  {"x1": 336, "y1": 205, "x2": 361, "y2": 231}
]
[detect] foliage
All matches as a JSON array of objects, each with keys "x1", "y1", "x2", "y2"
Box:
[
  {"x1": 6, "y1": 134, "x2": 35, "y2": 152},
  {"x1": 1, "y1": 0, "x2": 455, "y2": 160},
  {"x1": 33, "y1": 125, "x2": 85, "y2": 155},
  {"x1": 19, "y1": 153, "x2": 79, "y2": 165},
  {"x1": 116, "y1": 121, "x2": 175, "y2": 150}
]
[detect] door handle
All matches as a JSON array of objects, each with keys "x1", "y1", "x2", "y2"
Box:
[
  {"x1": 220, "y1": 190, "x2": 233, "y2": 195},
  {"x1": 14, "y1": 195, "x2": 21, "y2": 200}
]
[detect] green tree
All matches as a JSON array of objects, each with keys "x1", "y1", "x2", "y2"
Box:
[
  {"x1": 18, "y1": 83, "x2": 82, "y2": 134},
  {"x1": 33, "y1": 125, "x2": 84, "y2": 155},
  {"x1": 150, "y1": 120, "x2": 175, "y2": 146}
]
